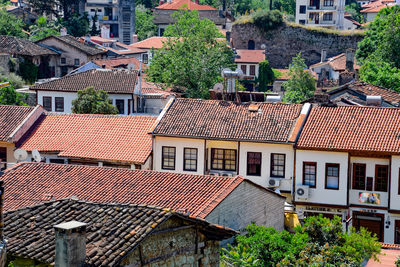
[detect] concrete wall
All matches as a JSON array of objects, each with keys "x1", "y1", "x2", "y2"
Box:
[
  {"x1": 206, "y1": 181, "x2": 285, "y2": 232},
  {"x1": 231, "y1": 22, "x2": 363, "y2": 68}
]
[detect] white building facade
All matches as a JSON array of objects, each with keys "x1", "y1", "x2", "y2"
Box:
[{"x1": 295, "y1": 0, "x2": 345, "y2": 29}]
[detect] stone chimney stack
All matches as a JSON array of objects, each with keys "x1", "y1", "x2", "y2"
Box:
[
  {"x1": 321, "y1": 49, "x2": 327, "y2": 62},
  {"x1": 60, "y1": 27, "x2": 68, "y2": 36},
  {"x1": 132, "y1": 34, "x2": 138, "y2": 44},
  {"x1": 54, "y1": 221, "x2": 87, "y2": 267},
  {"x1": 345, "y1": 48, "x2": 355, "y2": 72}
]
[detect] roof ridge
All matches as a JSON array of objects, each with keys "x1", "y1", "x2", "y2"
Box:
[{"x1": 46, "y1": 112, "x2": 157, "y2": 118}]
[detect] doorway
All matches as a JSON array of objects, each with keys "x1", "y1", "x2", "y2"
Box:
[{"x1": 353, "y1": 212, "x2": 384, "y2": 242}]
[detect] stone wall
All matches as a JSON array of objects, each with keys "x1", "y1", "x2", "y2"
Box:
[
  {"x1": 0, "y1": 54, "x2": 10, "y2": 73},
  {"x1": 231, "y1": 23, "x2": 364, "y2": 68}
]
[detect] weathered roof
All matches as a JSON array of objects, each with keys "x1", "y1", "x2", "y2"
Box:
[
  {"x1": 129, "y1": 37, "x2": 172, "y2": 50},
  {"x1": 0, "y1": 105, "x2": 35, "y2": 142},
  {"x1": 234, "y1": 49, "x2": 265, "y2": 63},
  {"x1": 156, "y1": 0, "x2": 217, "y2": 10},
  {"x1": 361, "y1": 0, "x2": 395, "y2": 13},
  {"x1": 93, "y1": 57, "x2": 145, "y2": 70},
  {"x1": 310, "y1": 53, "x2": 360, "y2": 72},
  {"x1": 297, "y1": 105, "x2": 400, "y2": 153},
  {"x1": 38, "y1": 35, "x2": 106, "y2": 56},
  {"x1": 20, "y1": 113, "x2": 156, "y2": 164},
  {"x1": 5, "y1": 198, "x2": 236, "y2": 266},
  {"x1": 30, "y1": 69, "x2": 138, "y2": 94},
  {"x1": 0, "y1": 35, "x2": 57, "y2": 56},
  {"x1": 152, "y1": 98, "x2": 303, "y2": 143},
  {"x1": 2, "y1": 162, "x2": 267, "y2": 218}
]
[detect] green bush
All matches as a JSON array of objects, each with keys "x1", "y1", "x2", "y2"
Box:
[
  {"x1": 17, "y1": 59, "x2": 38, "y2": 84},
  {"x1": 252, "y1": 10, "x2": 283, "y2": 32}
]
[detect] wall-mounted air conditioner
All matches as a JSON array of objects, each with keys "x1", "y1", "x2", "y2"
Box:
[
  {"x1": 296, "y1": 185, "x2": 309, "y2": 200},
  {"x1": 268, "y1": 178, "x2": 280, "y2": 187}
]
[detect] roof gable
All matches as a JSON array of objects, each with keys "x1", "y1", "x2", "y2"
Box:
[
  {"x1": 0, "y1": 105, "x2": 35, "y2": 142},
  {"x1": 0, "y1": 35, "x2": 57, "y2": 56},
  {"x1": 152, "y1": 98, "x2": 303, "y2": 143},
  {"x1": 37, "y1": 35, "x2": 106, "y2": 56}
]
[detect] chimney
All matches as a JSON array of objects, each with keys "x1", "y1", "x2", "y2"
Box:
[
  {"x1": 320, "y1": 49, "x2": 327, "y2": 62},
  {"x1": 54, "y1": 221, "x2": 87, "y2": 267},
  {"x1": 345, "y1": 48, "x2": 355, "y2": 72},
  {"x1": 132, "y1": 34, "x2": 138, "y2": 44},
  {"x1": 60, "y1": 27, "x2": 67, "y2": 36},
  {"x1": 159, "y1": 0, "x2": 164, "y2": 5}
]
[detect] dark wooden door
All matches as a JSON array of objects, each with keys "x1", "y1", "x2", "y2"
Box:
[
  {"x1": 353, "y1": 213, "x2": 384, "y2": 242},
  {"x1": 395, "y1": 220, "x2": 400, "y2": 244}
]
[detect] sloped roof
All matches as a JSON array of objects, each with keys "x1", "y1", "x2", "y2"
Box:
[
  {"x1": 310, "y1": 53, "x2": 360, "y2": 72},
  {"x1": 152, "y1": 98, "x2": 303, "y2": 143},
  {"x1": 129, "y1": 37, "x2": 173, "y2": 49},
  {"x1": 20, "y1": 113, "x2": 156, "y2": 164},
  {"x1": 2, "y1": 162, "x2": 268, "y2": 219},
  {"x1": 0, "y1": 105, "x2": 35, "y2": 142},
  {"x1": 297, "y1": 105, "x2": 400, "y2": 153},
  {"x1": 234, "y1": 49, "x2": 265, "y2": 63},
  {"x1": 30, "y1": 69, "x2": 138, "y2": 94},
  {"x1": 38, "y1": 35, "x2": 106, "y2": 56},
  {"x1": 361, "y1": 0, "x2": 395, "y2": 12},
  {"x1": 93, "y1": 57, "x2": 144, "y2": 70},
  {"x1": 156, "y1": 0, "x2": 216, "y2": 10},
  {"x1": 0, "y1": 35, "x2": 57, "y2": 56},
  {"x1": 5, "y1": 198, "x2": 236, "y2": 266}
]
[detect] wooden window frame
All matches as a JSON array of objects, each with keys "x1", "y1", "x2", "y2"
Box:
[
  {"x1": 247, "y1": 152, "x2": 262, "y2": 176},
  {"x1": 211, "y1": 148, "x2": 237, "y2": 172},
  {"x1": 55, "y1": 97, "x2": 64, "y2": 112},
  {"x1": 374, "y1": 164, "x2": 388, "y2": 192},
  {"x1": 352, "y1": 163, "x2": 366, "y2": 190},
  {"x1": 183, "y1": 148, "x2": 198, "y2": 172},
  {"x1": 249, "y1": 65, "x2": 256, "y2": 76},
  {"x1": 270, "y1": 153, "x2": 285, "y2": 178},
  {"x1": 162, "y1": 146, "x2": 176, "y2": 170},
  {"x1": 43, "y1": 96, "x2": 52, "y2": 111},
  {"x1": 303, "y1": 162, "x2": 317, "y2": 188},
  {"x1": 116, "y1": 99, "x2": 125, "y2": 114},
  {"x1": 325, "y1": 163, "x2": 340, "y2": 190}
]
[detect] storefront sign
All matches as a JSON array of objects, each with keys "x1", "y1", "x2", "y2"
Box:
[
  {"x1": 305, "y1": 206, "x2": 342, "y2": 213},
  {"x1": 359, "y1": 192, "x2": 380, "y2": 205}
]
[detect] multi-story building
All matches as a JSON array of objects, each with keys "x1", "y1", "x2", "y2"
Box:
[{"x1": 295, "y1": 0, "x2": 345, "y2": 29}]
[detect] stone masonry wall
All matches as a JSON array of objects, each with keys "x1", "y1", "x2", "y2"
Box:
[{"x1": 231, "y1": 23, "x2": 364, "y2": 68}]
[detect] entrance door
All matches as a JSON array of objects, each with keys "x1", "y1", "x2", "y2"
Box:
[{"x1": 353, "y1": 212, "x2": 384, "y2": 242}]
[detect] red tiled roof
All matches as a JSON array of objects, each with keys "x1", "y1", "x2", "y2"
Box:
[
  {"x1": 361, "y1": 0, "x2": 395, "y2": 12},
  {"x1": 344, "y1": 81, "x2": 400, "y2": 105},
  {"x1": 156, "y1": 0, "x2": 216, "y2": 10},
  {"x1": 153, "y1": 98, "x2": 303, "y2": 143},
  {"x1": 297, "y1": 105, "x2": 400, "y2": 153},
  {"x1": 30, "y1": 69, "x2": 138, "y2": 94},
  {"x1": 310, "y1": 53, "x2": 360, "y2": 72},
  {"x1": 0, "y1": 105, "x2": 35, "y2": 142},
  {"x1": 20, "y1": 113, "x2": 156, "y2": 164},
  {"x1": 2, "y1": 162, "x2": 250, "y2": 218},
  {"x1": 129, "y1": 37, "x2": 174, "y2": 49},
  {"x1": 93, "y1": 57, "x2": 146, "y2": 70},
  {"x1": 234, "y1": 49, "x2": 265, "y2": 63}
]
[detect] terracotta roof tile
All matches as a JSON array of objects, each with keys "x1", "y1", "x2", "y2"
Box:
[
  {"x1": 38, "y1": 35, "x2": 106, "y2": 56},
  {"x1": 129, "y1": 37, "x2": 173, "y2": 49},
  {"x1": 153, "y1": 99, "x2": 303, "y2": 143},
  {"x1": 297, "y1": 105, "x2": 400, "y2": 153},
  {"x1": 234, "y1": 49, "x2": 265, "y2": 63},
  {"x1": 30, "y1": 69, "x2": 138, "y2": 94},
  {"x1": 361, "y1": 0, "x2": 395, "y2": 12},
  {"x1": 0, "y1": 35, "x2": 57, "y2": 56},
  {"x1": 5, "y1": 198, "x2": 236, "y2": 266},
  {"x1": 93, "y1": 57, "x2": 145, "y2": 70},
  {"x1": 156, "y1": 0, "x2": 216, "y2": 10},
  {"x1": 20, "y1": 113, "x2": 156, "y2": 164},
  {"x1": 2, "y1": 162, "x2": 247, "y2": 219},
  {"x1": 310, "y1": 53, "x2": 360, "y2": 71},
  {"x1": 0, "y1": 105, "x2": 35, "y2": 142}
]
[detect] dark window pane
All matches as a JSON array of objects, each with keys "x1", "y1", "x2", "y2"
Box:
[
  {"x1": 271, "y1": 153, "x2": 285, "y2": 177},
  {"x1": 162, "y1": 146, "x2": 175, "y2": 170},
  {"x1": 184, "y1": 148, "x2": 197, "y2": 171},
  {"x1": 247, "y1": 152, "x2": 261, "y2": 176},
  {"x1": 353, "y1": 164, "x2": 366, "y2": 190},
  {"x1": 55, "y1": 97, "x2": 64, "y2": 112},
  {"x1": 43, "y1": 96, "x2": 52, "y2": 111},
  {"x1": 116, "y1": 99, "x2": 124, "y2": 114},
  {"x1": 303, "y1": 162, "x2": 316, "y2": 188}
]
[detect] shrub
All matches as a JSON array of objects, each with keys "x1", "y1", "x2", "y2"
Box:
[{"x1": 252, "y1": 10, "x2": 283, "y2": 32}]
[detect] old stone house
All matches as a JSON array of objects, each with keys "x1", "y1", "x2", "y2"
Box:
[{"x1": 5, "y1": 198, "x2": 236, "y2": 266}]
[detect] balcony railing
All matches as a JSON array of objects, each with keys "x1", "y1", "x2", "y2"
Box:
[{"x1": 307, "y1": 5, "x2": 337, "y2": 10}]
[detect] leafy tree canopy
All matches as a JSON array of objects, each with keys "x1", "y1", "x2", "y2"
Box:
[
  {"x1": 0, "y1": 8, "x2": 26, "y2": 38},
  {"x1": 282, "y1": 53, "x2": 316, "y2": 103},
  {"x1": 356, "y1": 6, "x2": 400, "y2": 91},
  {"x1": 273, "y1": 0, "x2": 296, "y2": 15},
  {"x1": 345, "y1": 0, "x2": 363, "y2": 23},
  {"x1": 0, "y1": 78, "x2": 27, "y2": 106},
  {"x1": 135, "y1": 4, "x2": 157, "y2": 41},
  {"x1": 222, "y1": 215, "x2": 381, "y2": 267},
  {"x1": 72, "y1": 87, "x2": 118, "y2": 114},
  {"x1": 27, "y1": 0, "x2": 79, "y2": 20},
  {"x1": 61, "y1": 12, "x2": 90, "y2": 37},
  {"x1": 146, "y1": 9, "x2": 234, "y2": 98},
  {"x1": 258, "y1": 59, "x2": 274, "y2": 92},
  {"x1": 29, "y1": 16, "x2": 60, "y2": 41}
]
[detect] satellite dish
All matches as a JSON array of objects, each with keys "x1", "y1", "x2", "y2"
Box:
[
  {"x1": 14, "y1": 149, "x2": 28, "y2": 162},
  {"x1": 213, "y1": 83, "x2": 224, "y2": 92},
  {"x1": 32, "y1": 149, "x2": 42, "y2": 163}
]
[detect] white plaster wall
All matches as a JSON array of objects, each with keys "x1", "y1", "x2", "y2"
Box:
[
  {"x1": 343, "y1": 18, "x2": 358, "y2": 30},
  {"x1": 295, "y1": 150, "x2": 348, "y2": 205},
  {"x1": 311, "y1": 64, "x2": 340, "y2": 81},
  {"x1": 239, "y1": 142, "x2": 294, "y2": 190},
  {"x1": 296, "y1": 0, "x2": 308, "y2": 24},
  {"x1": 153, "y1": 136, "x2": 205, "y2": 175},
  {"x1": 236, "y1": 63, "x2": 260, "y2": 78},
  {"x1": 390, "y1": 156, "x2": 400, "y2": 210},
  {"x1": 37, "y1": 90, "x2": 133, "y2": 114},
  {"x1": 385, "y1": 212, "x2": 400, "y2": 244},
  {"x1": 349, "y1": 157, "x2": 390, "y2": 208}
]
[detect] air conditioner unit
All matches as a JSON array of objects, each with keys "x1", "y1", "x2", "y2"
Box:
[
  {"x1": 296, "y1": 185, "x2": 309, "y2": 200},
  {"x1": 268, "y1": 178, "x2": 280, "y2": 187}
]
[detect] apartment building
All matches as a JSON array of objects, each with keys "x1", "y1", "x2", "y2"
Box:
[
  {"x1": 294, "y1": 105, "x2": 400, "y2": 244},
  {"x1": 296, "y1": 0, "x2": 345, "y2": 29}
]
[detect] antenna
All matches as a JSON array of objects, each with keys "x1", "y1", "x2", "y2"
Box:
[
  {"x1": 32, "y1": 150, "x2": 42, "y2": 163},
  {"x1": 14, "y1": 149, "x2": 28, "y2": 162}
]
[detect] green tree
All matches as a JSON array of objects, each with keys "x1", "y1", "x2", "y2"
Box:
[
  {"x1": 62, "y1": 12, "x2": 90, "y2": 37},
  {"x1": 0, "y1": 8, "x2": 26, "y2": 38},
  {"x1": 17, "y1": 59, "x2": 38, "y2": 83},
  {"x1": 282, "y1": 53, "x2": 316, "y2": 103},
  {"x1": 0, "y1": 79, "x2": 27, "y2": 106},
  {"x1": 273, "y1": 0, "x2": 296, "y2": 15},
  {"x1": 222, "y1": 216, "x2": 381, "y2": 267},
  {"x1": 356, "y1": 6, "x2": 400, "y2": 91},
  {"x1": 345, "y1": 0, "x2": 363, "y2": 23},
  {"x1": 135, "y1": 5, "x2": 157, "y2": 41},
  {"x1": 72, "y1": 87, "x2": 118, "y2": 114},
  {"x1": 27, "y1": 0, "x2": 79, "y2": 20},
  {"x1": 90, "y1": 11, "x2": 100, "y2": 36},
  {"x1": 146, "y1": 9, "x2": 234, "y2": 98},
  {"x1": 29, "y1": 16, "x2": 60, "y2": 41},
  {"x1": 258, "y1": 59, "x2": 274, "y2": 92}
]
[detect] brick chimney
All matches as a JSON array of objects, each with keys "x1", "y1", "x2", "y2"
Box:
[
  {"x1": 345, "y1": 48, "x2": 355, "y2": 72},
  {"x1": 54, "y1": 221, "x2": 87, "y2": 267}
]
